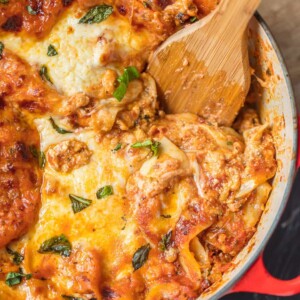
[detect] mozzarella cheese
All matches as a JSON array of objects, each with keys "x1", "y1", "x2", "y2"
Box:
[
  {"x1": 0, "y1": 3, "x2": 149, "y2": 96},
  {"x1": 0, "y1": 2, "x2": 277, "y2": 299}
]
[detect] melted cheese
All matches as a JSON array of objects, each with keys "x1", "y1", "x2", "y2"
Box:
[
  {"x1": 0, "y1": 2, "x2": 278, "y2": 299},
  {"x1": 0, "y1": 3, "x2": 149, "y2": 96},
  {"x1": 6, "y1": 117, "x2": 145, "y2": 299}
]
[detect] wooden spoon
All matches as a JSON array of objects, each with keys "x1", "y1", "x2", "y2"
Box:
[{"x1": 147, "y1": 0, "x2": 260, "y2": 126}]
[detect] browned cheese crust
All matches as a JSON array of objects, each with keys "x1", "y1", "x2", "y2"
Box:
[
  {"x1": 0, "y1": 1, "x2": 278, "y2": 299},
  {"x1": 0, "y1": 106, "x2": 42, "y2": 248}
]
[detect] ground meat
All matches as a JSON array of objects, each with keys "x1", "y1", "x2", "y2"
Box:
[
  {"x1": 58, "y1": 92, "x2": 90, "y2": 116},
  {"x1": 47, "y1": 139, "x2": 93, "y2": 173}
]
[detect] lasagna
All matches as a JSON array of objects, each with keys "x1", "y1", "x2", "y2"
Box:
[{"x1": 0, "y1": 1, "x2": 276, "y2": 299}]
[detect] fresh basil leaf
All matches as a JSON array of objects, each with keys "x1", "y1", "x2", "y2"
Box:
[
  {"x1": 5, "y1": 269, "x2": 32, "y2": 287},
  {"x1": 6, "y1": 248, "x2": 24, "y2": 265},
  {"x1": 118, "y1": 66, "x2": 140, "y2": 83},
  {"x1": 113, "y1": 82, "x2": 127, "y2": 102},
  {"x1": 131, "y1": 140, "x2": 160, "y2": 156},
  {"x1": 29, "y1": 145, "x2": 38, "y2": 159},
  {"x1": 132, "y1": 244, "x2": 150, "y2": 271},
  {"x1": 150, "y1": 141, "x2": 160, "y2": 156},
  {"x1": 38, "y1": 151, "x2": 46, "y2": 169},
  {"x1": 29, "y1": 145, "x2": 46, "y2": 169},
  {"x1": 40, "y1": 65, "x2": 53, "y2": 84},
  {"x1": 49, "y1": 117, "x2": 72, "y2": 134},
  {"x1": 38, "y1": 234, "x2": 72, "y2": 257},
  {"x1": 0, "y1": 41, "x2": 4, "y2": 59},
  {"x1": 159, "y1": 230, "x2": 172, "y2": 251},
  {"x1": 62, "y1": 296, "x2": 85, "y2": 300},
  {"x1": 143, "y1": 1, "x2": 150, "y2": 8},
  {"x1": 69, "y1": 194, "x2": 92, "y2": 214},
  {"x1": 47, "y1": 44, "x2": 58, "y2": 57},
  {"x1": 26, "y1": 5, "x2": 38, "y2": 15},
  {"x1": 96, "y1": 185, "x2": 113, "y2": 199},
  {"x1": 79, "y1": 5, "x2": 113, "y2": 24},
  {"x1": 0, "y1": 0, "x2": 9, "y2": 4},
  {"x1": 189, "y1": 16, "x2": 198, "y2": 23},
  {"x1": 112, "y1": 143, "x2": 122, "y2": 152},
  {"x1": 131, "y1": 140, "x2": 152, "y2": 148},
  {"x1": 113, "y1": 67, "x2": 140, "y2": 101}
]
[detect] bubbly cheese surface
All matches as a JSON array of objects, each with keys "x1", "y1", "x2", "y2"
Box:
[
  {"x1": 0, "y1": 1, "x2": 277, "y2": 300},
  {"x1": 1, "y1": 3, "x2": 150, "y2": 96}
]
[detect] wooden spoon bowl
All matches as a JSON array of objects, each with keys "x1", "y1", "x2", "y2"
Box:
[{"x1": 147, "y1": 0, "x2": 261, "y2": 126}]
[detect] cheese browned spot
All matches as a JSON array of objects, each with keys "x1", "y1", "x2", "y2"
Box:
[
  {"x1": 0, "y1": 107, "x2": 42, "y2": 248},
  {"x1": 0, "y1": 0, "x2": 277, "y2": 299},
  {"x1": 0, "y1": 51, "x2": 94, "y2": 116},
  {"x1": 0, "y1": 0, "x2": 69, "y2": 36}
]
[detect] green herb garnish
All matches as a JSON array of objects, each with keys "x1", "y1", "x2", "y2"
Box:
[
  {"x1": 159, "y1": 230, "x2": 172, "y2": 251},
  {"x1": 113, "y1": 66, "x2": 140, "y2": 101},
  {"x1": 132, "y1": 140, "x2": 152, "y2": 148},
  {"x1": 79, "y1": 5, "x2": 113, "y2": 24},
  {"x1": 0, "y1": 0, "x2": 9, "y2": 4},
  {"x1": 96, "y1": 185, "x2": 113, "y2": 199},
  {"x1": 5, "y1": 269, "x2": 31, "y2": 287},
  {"x1": 40, "y1": 65, "x2": 53, "y2": 84},
  {"x1": 131, "y1": 139, "x2": 160, "y2": 156},
  {"x1": 121, "y1": 215, "x2": 127, "y2": 230},
  {"x1": 69, "y1": 194, "x2": 92, "y2": 214},
  {"x1": 112, "y1": 143, "x2": 122, "y2": 152},
  {"x1": 38, "y1": 151, "x2": 46, "y2": 169},
  {"x1": 47, "y1": 44, "x2": 58, "y2": 56},
  {"x1": 227, "y1": 141, "x2": 233, "y2": 146},
  {"x1": 6, "y1": 248, "x2": 24, "y2": 265},
  {"x1": 150, "y1": 141, "x2": 160, "y2": 156},
  {"x1": 26, "y1": 5, "x2": 38, "y2": 15},
  {"x1": 38, "y1": 234, "x2": 72, "y2": 257},
  {"x1": 62, "y1": 296, "x2": 85, "y2": 300},
  {"x1": 143, "y1": 1, "x2": 150, "y2": 8},
  {"x1": 132, "y1": 244, "x2": 150, "y2": 271},
  {"x1": 161, "y1": 214, "x2": 171, "y2": 219},
  {"x1": 189, "y1": 16, "x2": 198, "y2": 23},
  {"x1": 49, "y1": 117, "x2": 72, "y2": 134},
  {"x1": 29, "y1": 145, "x2": 46, "y2": 169},
  {"x1": 0, "y1": 41, "x2": 4, "y2": 59}
]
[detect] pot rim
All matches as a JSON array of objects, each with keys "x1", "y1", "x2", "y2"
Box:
[{"x1": 208, "y1": 12, "x2": 298, "y2": 300}]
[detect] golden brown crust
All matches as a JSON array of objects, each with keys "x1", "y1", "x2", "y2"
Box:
[
  {"x1": 0, "y1": 51, "x2": 94, "y2": 117},
  {"x1": 0, "y1": 1, "x2": 278, "y2": 299},
  {"x1": 0, "y1": 0, "x2": 217, "y2": 37},
  {"x1": 0, "y1": 107, "x2": 42, "y2": 248},
  {"x1": 0, "y1": 50, "x2": 63, "y2": 114},
  {"x1": 0, "y1": 0, "x2": 71, "y2": 36}
]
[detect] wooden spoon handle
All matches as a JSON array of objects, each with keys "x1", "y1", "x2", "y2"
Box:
[
  {"x1": 156, "y1": 0, "x2": 261, "y2": 54},
  {"x1": 210, "y1": 0, "x2": 261, "y2": 37}
]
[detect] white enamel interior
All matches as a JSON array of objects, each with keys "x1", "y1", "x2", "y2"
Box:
[{"x1": 199, "y1": 15, "x2": 297, "y2": 300}]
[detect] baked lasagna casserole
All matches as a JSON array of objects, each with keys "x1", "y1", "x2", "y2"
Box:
[{"x1": 0, "y1": 1, "x2": 277, "y2": 299}]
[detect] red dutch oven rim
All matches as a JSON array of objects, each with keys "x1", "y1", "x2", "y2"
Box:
[{"x1": 210, "y1": 12, "x2": 299, "y2": 299}]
